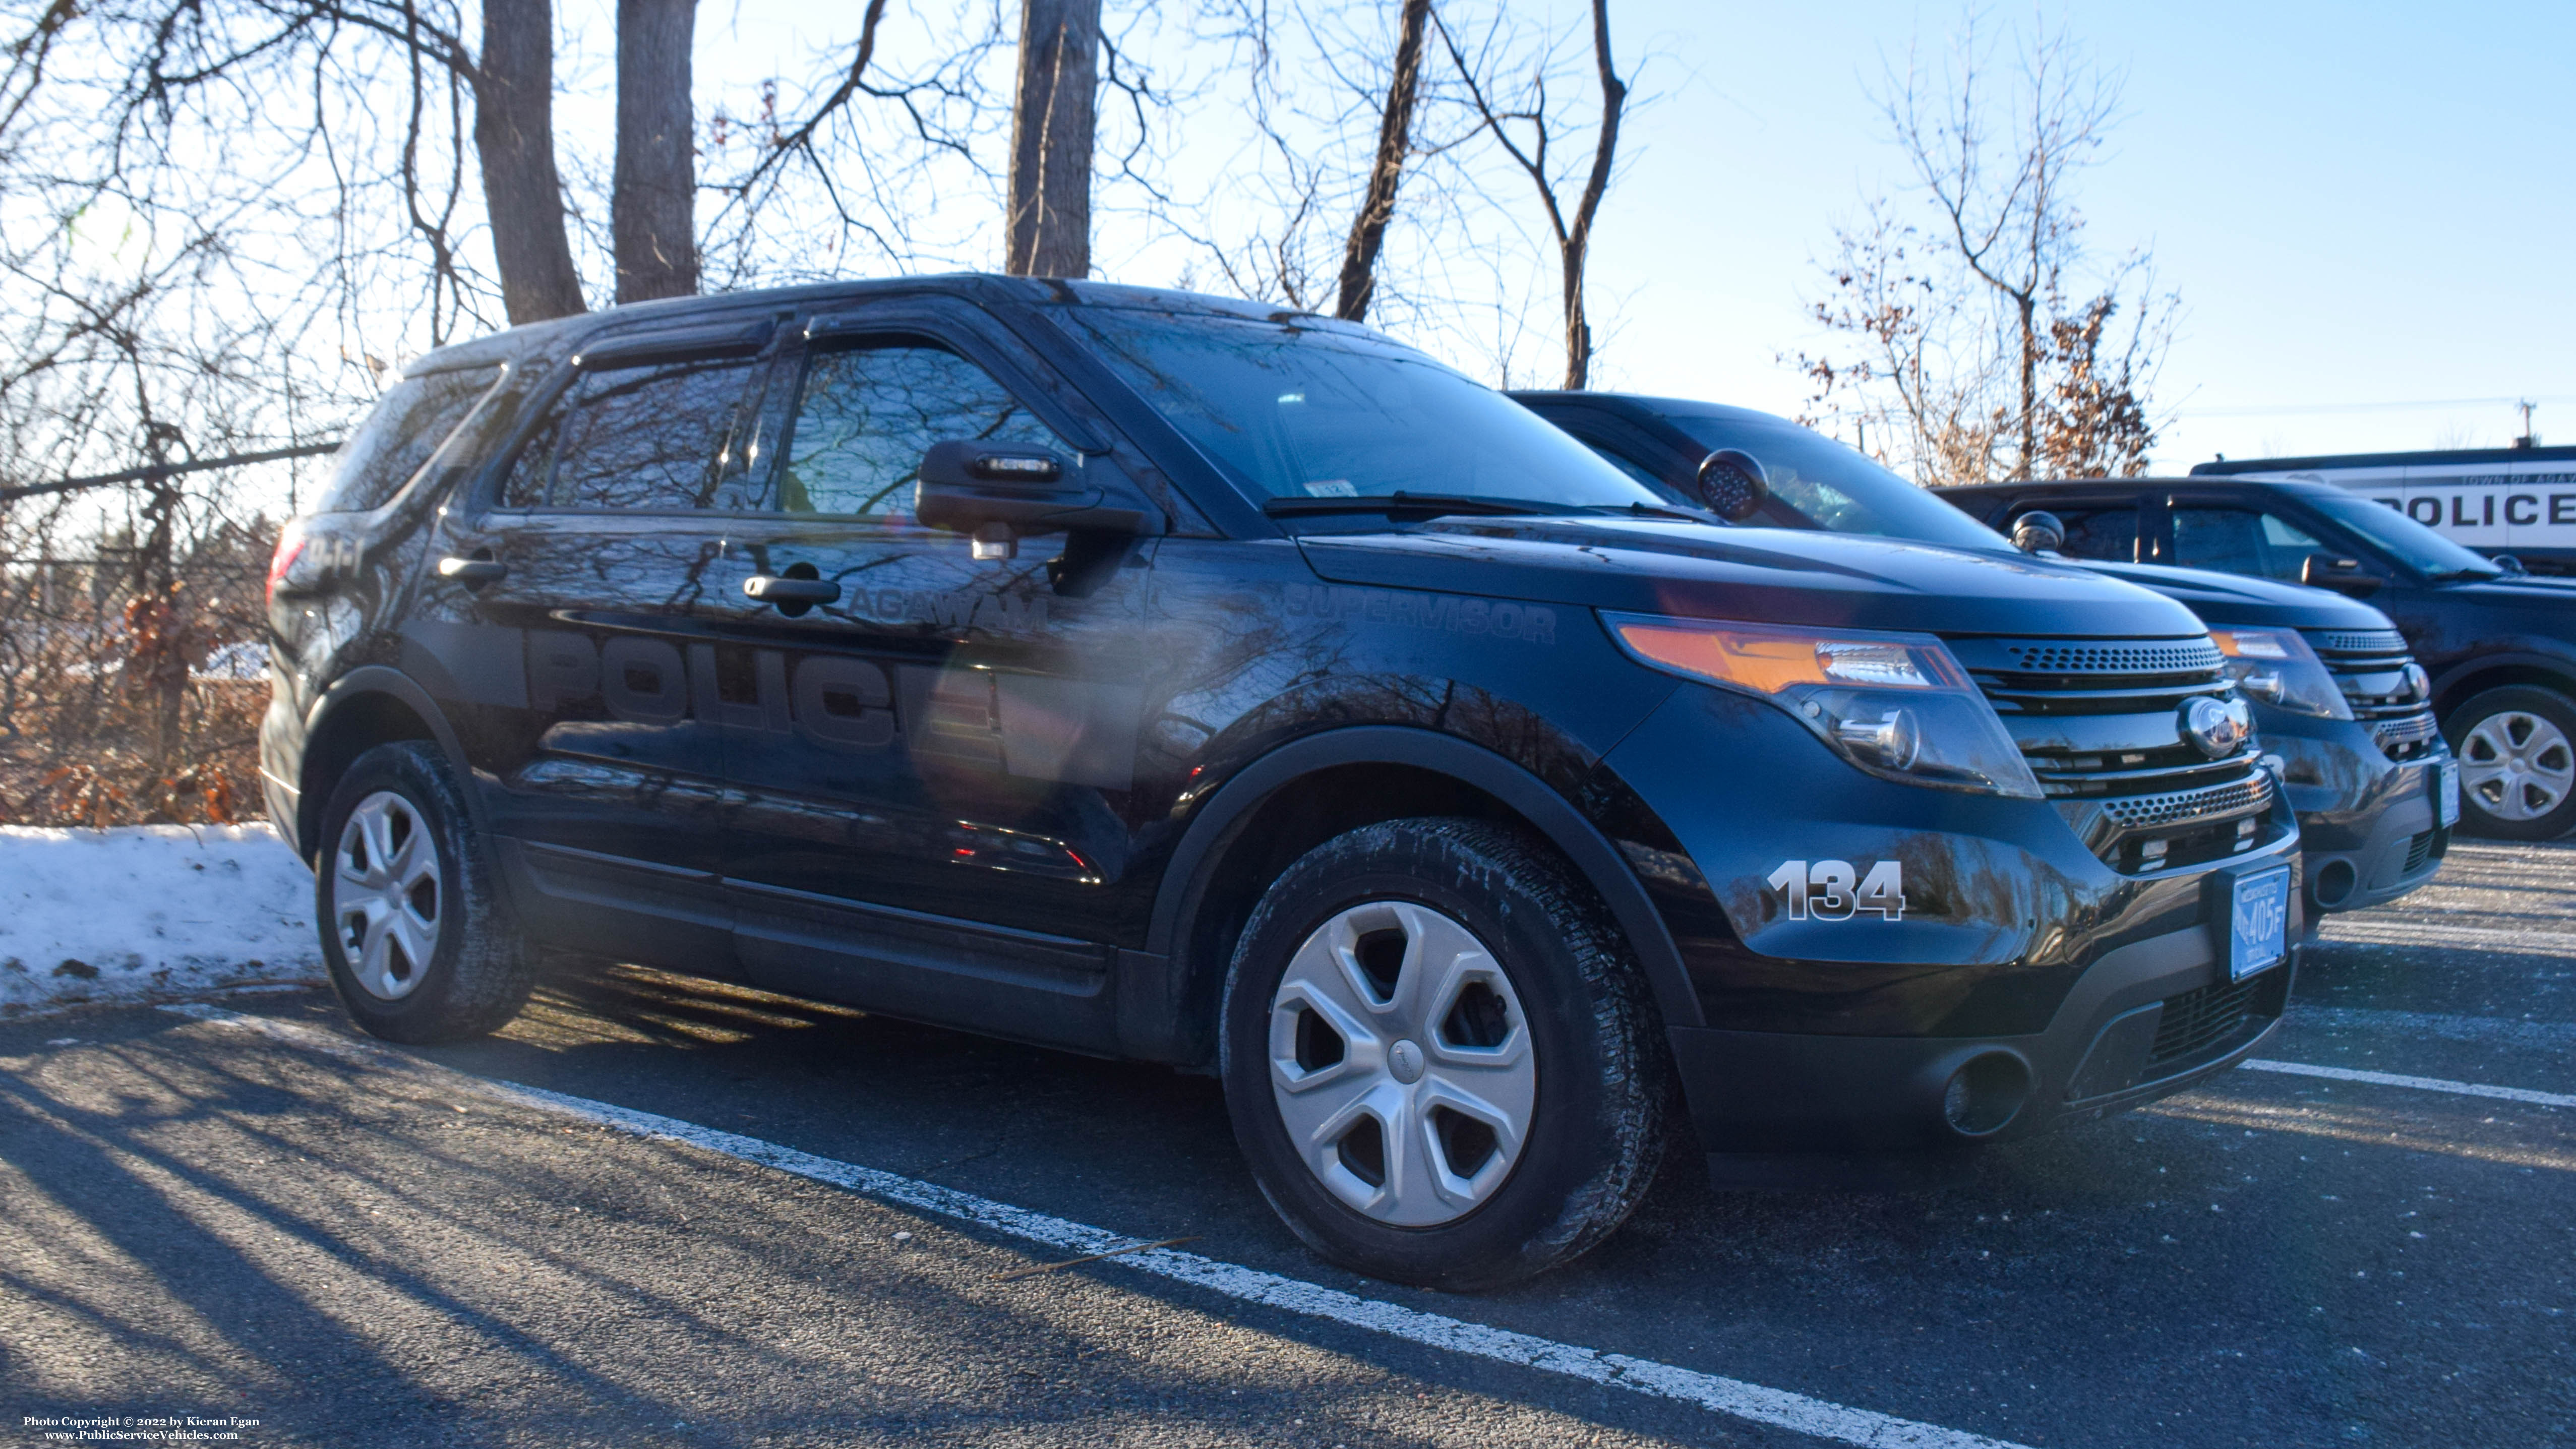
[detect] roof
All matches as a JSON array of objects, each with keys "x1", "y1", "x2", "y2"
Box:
[
  {"x1": 2191, "y1": 445, "x2": 2576, "y2": 475},
  {"x1": 402, "y1": 273, "x2": 1365, "y2": 379}
]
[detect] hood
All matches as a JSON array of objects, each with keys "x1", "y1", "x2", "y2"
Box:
[
  {"x1": 2069, "y1": 560, "x2": 2399, "y2": 631},
  {"x1": 1296, "y1": 517, "x2": 2209, "y2": 639}
]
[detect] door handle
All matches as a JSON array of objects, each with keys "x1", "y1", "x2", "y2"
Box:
[
  {"x1": 743, "y1": 574, "x2": 842, "y2": 606},
  {"x1": 437, "y1": 555, "x2": 507, "y2": 585}
]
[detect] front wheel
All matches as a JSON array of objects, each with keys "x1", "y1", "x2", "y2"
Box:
[
  {"x1": 2447, "y1": 686, "x2": 2576, "y2": 840},
  {"x1": 1219, "y1": 818, "x2": 1668, "y2": 1290},
  {"x1": 315, "y1": 741, "x2": 535, "y2": 1042}
]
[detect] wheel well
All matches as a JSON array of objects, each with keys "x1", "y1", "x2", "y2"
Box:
[
  {"x1": 1168, "y1": 762, "x2": 1574, "y2": 1068},
  {"x1": 2436, "y1": 665, "x2": 2576, "y2": 721},
  {"x1": 297, "y1": 691, "x2": 437, "y2": 862}
]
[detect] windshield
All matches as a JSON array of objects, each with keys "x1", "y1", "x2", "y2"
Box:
[
  {"x1": 1664, "y1": 411, "x2": 2009, "y2": 550},
  {"x1": 1064, "y1": 308, "x2": 1664, "y2": 512},
  {"x1": 2303, "y1": 490, "x2": 2504, "y2": 578}
]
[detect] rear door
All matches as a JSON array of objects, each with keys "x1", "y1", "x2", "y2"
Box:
[
  {"x1": 415, "y1": 322, "x2": 777, "y2": 971},
  {"x1": 705, "y1": 301, "x2": 1161, "y2": 1049}
]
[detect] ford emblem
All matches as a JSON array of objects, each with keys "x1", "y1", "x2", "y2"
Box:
[{"x1": 2180, "y1": 695, "x2": 2253, "y2": 759}]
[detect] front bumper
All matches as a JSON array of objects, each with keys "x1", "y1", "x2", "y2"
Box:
[
  {"x1": 1667, "y1": 928, "x2": 2295, "y2": 1182},
  {"x1": 1595, "y1": 684, "x2": 2304, "y2": 1183},
  {"x1": 2265, "y1": 712, "x2": 2449, "y2": 913}
]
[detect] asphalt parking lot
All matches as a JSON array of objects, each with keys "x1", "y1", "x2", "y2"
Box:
[{"x1": 4, "y1": 840, "x2": 2569, "y2": 1449}]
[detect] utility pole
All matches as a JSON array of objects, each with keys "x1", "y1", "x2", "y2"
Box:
[{"x1": 2513, "y1": 399, "x2": 2538, "y2": 449}]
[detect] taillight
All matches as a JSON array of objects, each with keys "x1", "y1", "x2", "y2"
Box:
[{"x1": 266, "y1": 520, "x2": 307, "y2": 605}]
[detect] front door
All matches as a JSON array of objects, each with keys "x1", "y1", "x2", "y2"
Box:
[
  {"x1": 417, "y1": 332, "x2": 774, "y2": 971},
  {"x1": 707, "y1": 314, "x2": 1158, "y2": 1049}
]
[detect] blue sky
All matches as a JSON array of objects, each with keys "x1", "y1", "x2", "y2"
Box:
[
  {"x1": 1586, "y1": 1, "x2": 2576, "y2": 469},
  {"x1": 591, "y1": 0, "x2": 2576, "y2": 474}
]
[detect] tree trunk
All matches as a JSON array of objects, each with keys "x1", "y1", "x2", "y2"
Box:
[
  {"x1": 1557, "y1": 0, "x2": 1625, "y2": 390},
  {"x1": 1005, "y1": 0, "x2": 1100, "y2": 279},
  {"x1": 2015, "y1": 291, "x2": 2036, "y2": 478},
  {"x1": 1333, "y1": 0, "x2": 1432, "y2": 323},
  {"x1": 472, "y1": 0, "x2": 586, "y2": 324},
  {"x1": 613, "y1": 0, "x2": 699, "y2": 304}
]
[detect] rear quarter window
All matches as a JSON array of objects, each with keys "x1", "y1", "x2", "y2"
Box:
[{"x1": 315, "y1": 364, "x2": 506, "y2": 515}]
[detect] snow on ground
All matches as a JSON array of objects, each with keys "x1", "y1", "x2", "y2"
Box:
[{"x1": 0, "y1": 823, "x2": 323, "y2": 1014}]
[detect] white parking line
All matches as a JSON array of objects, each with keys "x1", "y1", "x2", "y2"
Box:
[
  {"x1": 2241, "y1": 1058, "x2": 2576, "y2": 1109},
  {"x1": 157, "y1": 1004, "x2": 2029, "y2": 1449}
]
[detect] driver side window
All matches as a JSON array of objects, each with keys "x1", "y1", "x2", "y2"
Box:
[
  {"x1": 773, "y1": 343, "x2": 1065, "y2": 519},
  {"x1": 2172, "y1": 507, "x2": 2323, "y2": 582}
]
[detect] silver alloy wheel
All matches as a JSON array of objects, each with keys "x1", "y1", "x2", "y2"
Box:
[
  {"x1": 2460, "y1": 710, "x2": 2575, "y2": 822},
  {"x1": 1267, "y1": 900, "x2": 1535, "y2": 1227},
  {"x1": 332, "y1": 790, "x2": 443, "y2": 1001}
]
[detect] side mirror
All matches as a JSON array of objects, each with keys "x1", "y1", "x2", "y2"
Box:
[
  {"x1": 1695, "y1": 449, "x2": 1770, "y2": 522},
  {"x1": 914, "y1": 440, "x2": 1161, "y2": 560},
  {"x1": 2010, "y1": 510, "x2": 2066, "y2": 556},
  {"x1": 2492, "y1": 553, "x2": 2528, "y2": 577},
  {"x1": 2300, "y1": 552, "x2": 2384, "y2": 598}
]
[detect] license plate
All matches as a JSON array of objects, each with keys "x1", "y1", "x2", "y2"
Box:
[
  {"x1": 2433, "y1": 758, "x2": 2460, "y2": 828},
  {"x1": 2228, "y1": 866, "x2": 2292, "y2": 981}
]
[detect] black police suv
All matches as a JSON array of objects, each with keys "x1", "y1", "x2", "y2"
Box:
[
  {"x1": 1932, "y1": 476, "x2": 2576, "y2": 841},
  {"x1": 1512, "y1": 392, "x2": 2456, "y2": 918},
  {"x1": 265, "y1": 278, "x2": 2302, "y2": 1289}
]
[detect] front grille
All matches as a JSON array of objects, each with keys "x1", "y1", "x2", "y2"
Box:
[
  {"x1": 2304, "y1": 629, "x2": 2440, "y2": 761},
  {"x1": 2098, "y1": 773, "x2": 2276, "y2": 832},
  {"x1": 1947, "y1": 635, "x2": 2275, "y2": 871},
  {"x1": 2003, "y1": 638, "x2": 2224, "y2": 675},
  {"x1": 2150, "y1": 977, "x2": 2261, "y2": 1064},
  {"x1": 2373, "y1": 711, "x2": 2441, "y2": 758},
  {"x1": 2310, "y1": 628, "x2": 2405, "y2": 655}
]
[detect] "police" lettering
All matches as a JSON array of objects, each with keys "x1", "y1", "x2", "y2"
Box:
[{"x1": 526, "y1": 630, "x2": 896, "y2": 751}]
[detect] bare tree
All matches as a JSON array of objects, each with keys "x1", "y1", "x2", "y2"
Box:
[
  {"x1": 1795, "y1": 16, "x2": 2176, "y2": 484},
  {"x1": 1332, "y1": 0, "x2": 1432, "y2": 322},
  {"x1": 613, "y1": 0, "x2": 700, "y2": 303},
  {"x1": 1007, "y1": 0, "x2": 1102, "y2": 278},
  {"x1": 478, "y1": 0, "x2": 589, "y2": 321},
  {"x1": 1437, "y1": 0, "x2": 1628, "y2": 389}
]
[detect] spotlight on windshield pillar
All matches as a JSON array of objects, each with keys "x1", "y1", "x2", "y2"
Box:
[
  {"x1": 2011, "y1": 511, "x2": 2066, "y2": 555},
  {"x1": 1695, "y1": 449, "x2": 1770, "y2": 521}
]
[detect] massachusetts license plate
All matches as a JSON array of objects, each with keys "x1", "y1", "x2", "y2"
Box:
[
  {"x1": 2433, "y1": 758, "x2": 2461, "y2": 828},
  {"x1": 2228, "y1": 866, "x2": 2292, "y2": 981}
]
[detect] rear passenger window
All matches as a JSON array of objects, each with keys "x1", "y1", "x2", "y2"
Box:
[
  {"x1": 2045, "y1": 508, "x2": 2140, "y2": 563},
  {"x1": 2172, "y1": 507, "x2": 2323, "y2": 582},
  {"x1": 504, "y1": 355, "x2": 764, "y2": 511},
  {"x1": 317, "y1": 364, "x2": 503, "y2": 514},
  {"x1": 774, "y1": 343, "x2": 1063, "y2": 519}
]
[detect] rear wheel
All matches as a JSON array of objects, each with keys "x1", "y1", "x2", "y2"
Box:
[
  {"x1": 2447, "y1": 686, "x2": 2576, "y2": 840},
  {"x1": 1219, "y1": 818, "x2": 1667, "y2": 1290},
  {"x1": 316, "y1": 742, "x2": 534, "y2": 1042}
]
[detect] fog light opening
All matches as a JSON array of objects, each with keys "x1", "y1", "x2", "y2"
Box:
[
  {"x1": 1942, "y1": 1051, "x2": 2031, "y2": 1138},
  {"x1": 2312, "y1": 859, "x2": 2358, "y2": 910}
]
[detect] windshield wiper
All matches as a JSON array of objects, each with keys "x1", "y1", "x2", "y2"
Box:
[
  {"x1": 1594, "y1": 500, "x2": 1723, "y2": 525},
  {"x1": 1262, "y1": 492, "x2": 1569, "y2": 520}
]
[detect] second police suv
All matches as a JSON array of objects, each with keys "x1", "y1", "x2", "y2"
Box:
[{"x1": 264, "y1": 277, "x2": 2301, "y2": 1289}]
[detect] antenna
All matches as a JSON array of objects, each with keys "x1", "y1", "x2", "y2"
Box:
[{"x1": 2514, "y1": 399, "x2": 2538, "y2": 450}]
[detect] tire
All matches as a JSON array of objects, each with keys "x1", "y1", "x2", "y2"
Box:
[
  {"x1": 1218, "y1": 818, "x2": 1668, "y2": 1291},
  {"x1": 314, "y1": 741, "x2": 535, "y2": 1042},
  {"x1": 2445, "y1": 686, "x2": 2576, "y2": 841}
]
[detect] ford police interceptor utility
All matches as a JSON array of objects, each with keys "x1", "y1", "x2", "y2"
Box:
[{"x1": 263, "y1": 277, "x2": 2302, "y2": 1287}]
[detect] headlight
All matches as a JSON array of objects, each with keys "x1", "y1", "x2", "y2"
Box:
[
  {"x1": 1604, "y1": 614, "x2": 2043, "y2": 798},
  {"x1": 2208, "y1": 629, "x2": 2351, "y2": 720}
]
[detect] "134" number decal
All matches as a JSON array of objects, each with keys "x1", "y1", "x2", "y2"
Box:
[{"x1": 1766, "y1": 859, "x2": 1905, "y2": 921}]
